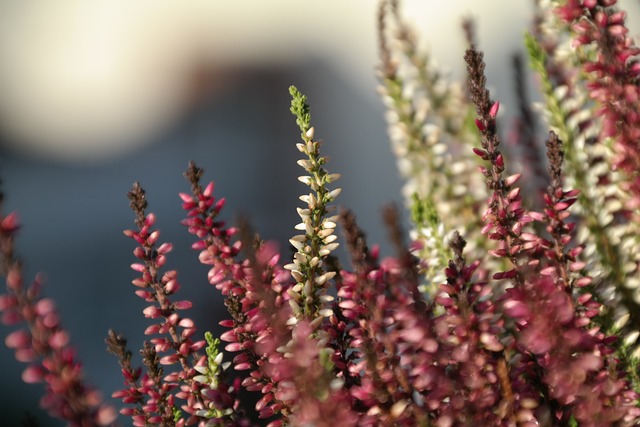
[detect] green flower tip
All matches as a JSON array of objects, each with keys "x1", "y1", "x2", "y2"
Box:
[
  {"x1": 204, "y1": 331, "x2": 223, "y2": 366},
  {"x1": 411, "y1": 193, "x2": 439, "y2": 226},
  {"x1": 289, "y1": 85, "x2": 312, "y2": 135},
  {"x1": 172, "y1": 407, "x2": 183, "y2": 423},
  {"x1": 524, "y1": 32, "x2": 546, "y2": 68}
]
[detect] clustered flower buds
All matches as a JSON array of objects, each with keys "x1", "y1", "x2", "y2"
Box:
[
  {"x1": 0, "y1": 199, "x2": 116, "y2": 426},
  {"x1": 285, "y1": 86, "x2": 341, "y2": 326},
  {"x1": 2, "y1": 1, "x2": 640, "y2": 426},
  {"x1": 107, "y1": 182, "x2": 246, "y2": 426}
]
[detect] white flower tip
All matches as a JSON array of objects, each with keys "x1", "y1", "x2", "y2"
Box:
[
  {"x1": 286, "y1": 316, "x2": 298, "y2": 326},
  {"x1": 391, "y1": 400, "x2": 409, "y2": 418},
  {"x1": 322, "y1": 221, "x2": 337, "y2": 229},
  {"x1": 614, "y1": 312, "x2": 630, "y2": 330},
  {"x1": 298, "y1": 176, "x2": 312, "y2": 185},
  {"x1": 194, "y1": 366, "x2": 208, "y2": 374},
  {"x1": 318, "y1": 309, "x2": 333, "y2": 318},
  {"x1": 289, "y1": 239, "x2": 305, "y2": 250},
  {"x1": 326, "y1": 173, "x2": 341, "y2": 183},
  {"x1": 624, "y1": 330, "x2": 639, "y2": 346},
  {"x1": 193, "y1": 375, "x2": 209, "y2": 384},
  {"x1": 306, "y1": 127, "x2": 315, "y2": 139},
  {"x1": 328, "y1": 188, "x2": 342, "y2": 200}
]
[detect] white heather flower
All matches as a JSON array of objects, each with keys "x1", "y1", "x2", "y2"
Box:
[{"x1": 305, "y1": 126, "x2": 315, "y2": 139}]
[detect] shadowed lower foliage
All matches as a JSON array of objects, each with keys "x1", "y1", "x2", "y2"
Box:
[{"x1": 2, "y1": 0, "x2": 640, "y2": 426}]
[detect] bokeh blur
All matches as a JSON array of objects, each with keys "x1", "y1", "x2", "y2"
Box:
[{"x1": 0, "y1": 1, "x2": 638, "y2": 425}]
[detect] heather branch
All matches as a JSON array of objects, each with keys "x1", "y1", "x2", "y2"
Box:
[
  {"x1": 181, "y1": 165, "x2": 295, "y2": 423},
  {"x1": 140, "y1": 341, "x2": 175, "y2": 425},
  {"x1": 125, "y1": 184, "x2": 202, "y2": 372},
  {"x1": 540, "y1": 130, "x2": 585, "y2": 292},
  {"x1": 461, "y1": 17, "x2": 477, "y2": 55},
  {"x1": 409, "y1": 196, "x2": 453, "y2": 292},
  {"x1": 436, "y1": 231, "x2": 513, "y2": 424},
  {"x1": 286, "y1": 86, "x2": 340, "y2": 324},
  {"x1": 339, "y1": 208, "x2": 377, "y2": 275},
  {"x1": 503, "y1": 272, "x2": 640, "y2": 425},
  {"x1": 465, "y1": 46, "x2": 529, "y2": 284},
  {"x1": 554, "y1": 0, "x2": 640, "y2": 341},
  {"x1": 556, "y1": 0, "x2": 640, "y2": 205},
  {"x1": 382, "y1": 204, "x2": 423, "y2": 311},
  {"x1": 106, "y1": 330, "x2": 154, "y2": 425},
  {"x1": 377, "y1": 0, "x2": 488, "y2": 294},
  {"x1": 122, "y1": 181, "x2": 243, "y2": 426},
  {"x1": 0, "y1": 190, "x2": 116, "y2": 426},
  {"x1": 526, "y1": 24, "x2": 640, "y2": 339},
  {"x1": 338, "y1": 210, "x2": 431, "y2": 424}
]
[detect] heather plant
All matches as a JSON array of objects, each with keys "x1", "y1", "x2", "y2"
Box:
[{"x1": 2, "y1": 0, "x2": 640, "y2": 426}]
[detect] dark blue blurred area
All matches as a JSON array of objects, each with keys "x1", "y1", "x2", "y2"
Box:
[{"x1": 0, "y1": 62, "x2": 402, "y2": 426}]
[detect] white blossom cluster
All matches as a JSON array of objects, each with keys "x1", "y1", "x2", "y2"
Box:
[
  {"x1": 377, "y1": 6, "x2": 490, "y2": 291},
  {"x1": 284, "y1": 126, "x2": 341, "y2": 325}
]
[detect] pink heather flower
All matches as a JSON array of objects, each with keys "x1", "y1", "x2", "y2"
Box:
[
  {"x1": 433, "y1": 232, "x2": 507, "y2": 424},
  {"x1": 338, "y1": 209, "x2": 447, "y2": 424},
  {"x1": 110, "y1": 180, "x2": 244, "y2": 426},
  {"x1": 0, "y1": 210, "x2": 117, "y2": 426},
  {"x1": 465, "y1": 46, "x2": 532, "y2": 287},
  {"x1": 182, "y1": 162, "x2": 297, "y2": 424},
  {"x1": 281, "y1": 321, "x2": 359, "y2": 427},
  {"x1": 556, "y1": 0, "x2": 640, "y2": 212},
  {"x1": 503, "y1": 274, "x2": 639, "y2": 425},
  {"x1": 465, "y1": 38, "x2": 639, "y2": 425}
]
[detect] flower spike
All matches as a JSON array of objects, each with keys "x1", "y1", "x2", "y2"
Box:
[{"x1": 286, "y1": 86, "x2": 341, "y2": 324}]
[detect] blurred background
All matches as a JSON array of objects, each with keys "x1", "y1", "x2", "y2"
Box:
[{"x1": 0, "y1": 1, "x2": 638, "y2": 425}]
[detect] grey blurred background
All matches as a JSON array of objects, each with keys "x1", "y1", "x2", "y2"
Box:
[{"x1": 0, "y1": 1, "x2": 637, "y2": 425}]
